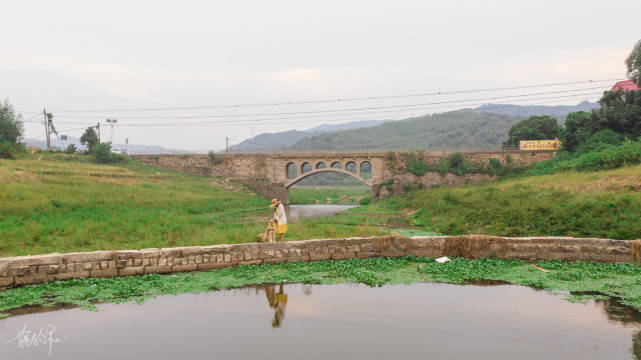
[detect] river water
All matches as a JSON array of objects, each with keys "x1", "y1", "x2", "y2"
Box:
[
  {"x1": 1, "y1": 282, "x2": 641, "y2": 359},
  {"x1": 286, "y1": 204, "x2": 358, "y2": 220}
]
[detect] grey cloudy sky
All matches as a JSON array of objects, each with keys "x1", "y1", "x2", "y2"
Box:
[{"x1": 1, "y1": 0, "x2": 639, "y2": 151}]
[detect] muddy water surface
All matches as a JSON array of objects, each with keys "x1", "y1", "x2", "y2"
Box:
[
  {"x1": 287, "y1": 204, "x2": 357, "y2": 219},
  {"x1": 1, "y1": 283, "x2": 640, "y2": 359}
]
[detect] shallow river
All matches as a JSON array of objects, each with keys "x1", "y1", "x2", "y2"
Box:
[
  {"x1": 286, "y1": 204, "x2": 357, "y2": 219},
  {"x1": 1, "y1": 283, "x2": 641, "y2": 359}
]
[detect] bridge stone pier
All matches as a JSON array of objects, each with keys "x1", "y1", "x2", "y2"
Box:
[{"x1": 131, "y1": 150, "x2": 554, "y2": 204}]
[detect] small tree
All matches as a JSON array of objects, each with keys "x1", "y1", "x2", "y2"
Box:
[
  {"x1": 80, "y1": 127, "x2": 99, "y2": 152},
  {"x1": 626, "y1": 39, "x2": 641, "y2": 85},
  {"x1": 65, "y1": 144, "x2": 77, "y2": 154},
  {"x1": 561, "y1": 111, "x2": 595, "y2": 152},
  {"x1": 504, "y1": 115, "x2": 560, "y2": 147},
  {"x1": 0, "y1": 99, "x2": 24, "y2": 143},
  {"x1": 92, "y1": 142, "x2": 123, "y2": 164}
]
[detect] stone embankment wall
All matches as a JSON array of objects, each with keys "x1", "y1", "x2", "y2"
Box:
[
  {"x1": 1, "y1": 235, "x2": 638, "y2": 289},
  {"x1": 373, "y1": 150, "x2": 556, "y2": 199},
  {"x1": 373, "y1": 172, "x2": 497, "y2": 199}
]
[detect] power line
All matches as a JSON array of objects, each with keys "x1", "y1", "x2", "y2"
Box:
[
  {"x1": 74, "y1": 91, "x2": 603, "y2": 127},
  {"x1": 45, "y1": 78, "x2": 622, "y2": 113},
  {"x1": 52, "y1": 86, "x2": 608, "y2": 121}
]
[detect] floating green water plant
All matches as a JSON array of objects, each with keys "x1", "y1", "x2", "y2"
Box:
[{"x1": 2, "y1": 257, "x2": 641, "y2": 318}]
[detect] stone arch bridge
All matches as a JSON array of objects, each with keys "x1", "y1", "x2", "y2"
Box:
[{"x1": 132, "y1": 151, "x2": 553, "y2": 204}]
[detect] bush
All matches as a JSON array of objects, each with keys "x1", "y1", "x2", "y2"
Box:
[
  {"x1": 0, "y1": 141, "x2": 26, "y2": 159},
  {"x1": 65, "y1": 144, "x2": 77, "y2": 154},
  {"x1": 573, "y1": 129, "x2": 626, "y2": 155},
  {"x1": 0, "y1": 100, "x2": 24, "y2": 143},
  {"x1": 529, "y1": 138, "x2": 641, "y2": 175},
  {"x1": 449, "y1": 152, "x2": 465, "y2": 168},
  {"x1": 488, "y1": 158, "x2": 503, "y2": 175},
  {"x1": 92, "y1": 142, "x2": 124, "y2": 164},
  {"x1": 406, "y1": 152, "x2": 428, "y2": 176},
  {"x1": 436, "y1": 158, "x2": 450, "y2": 176},
  {"x1": 208, "y1": 151, "x2": 224, "y2": 165},
  {"x1": 359, "y1": 197, "x2": 371, "y2": 205}
]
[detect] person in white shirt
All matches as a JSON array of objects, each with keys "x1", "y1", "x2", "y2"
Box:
[{"x1": 270, "y1": 198, "x2": 287, "y2": 242}]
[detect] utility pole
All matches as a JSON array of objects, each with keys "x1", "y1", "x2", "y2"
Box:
[
  {"x1": 43, "y1": 108, "x2": 51, "y2": 151},
  {"x1": 96, "y1": 122, "x2": 101, "y2": 142},
  {"x1": 226, "y1": 137, "x2": 229, "y2": 154},
  {"x1": 125, "y1": 138, "x2": 129, "y2": 155}
]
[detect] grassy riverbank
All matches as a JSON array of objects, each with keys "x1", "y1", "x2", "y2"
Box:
[
  {"x1": 358, "y1": 164, "x2": 641, "y2": 240},
  {"x1": 289, "y1": 185, "x2": 370, "y2": 205},
  {"x1": 0, "y1": 153, "x2": 387, "y2": 257},
  {"x1": 2, "y1": 256, "x2": 641, "y2": 318}
]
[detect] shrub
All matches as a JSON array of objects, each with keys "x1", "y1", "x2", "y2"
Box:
[
  {"x1": 382, "y1": 178, "x2": 395, "y2": 191},
  {"x1": 529, "y1": 138, "x2": 641, "y2": 175},
  {"x1": 436, "y1": 158, "x2": 450, "y2": 176},
  {"x1": 65, "y1": 144, "x2": 77, "y2": 154},
  {"x1": 0, "y1": 141, "x2": 26, "y2": 159},
  {"x1": 449, "y1": 152, "x2": 465, "y2": 168},
  {"x1": 573, "y1": 129, "x2": 626, "y2": 155},
  {"x1": 406, "y1": 152, "x2": 428, "y2": 176},
  {"x1": 487, "y1": 158, "x2": 503, "y2": 175},
  {"x1": 208, "y1": 151, "x2": 224, "y2": 165},
  {"x1": 0, "y1": 100, "x2": 24, "y2": 143},
  {"x1": 359, "y1": 197, "x2": 371, "y2": 205},
  {"x1": 92, "y1": 142, "x2": 124, "y2": 164}
]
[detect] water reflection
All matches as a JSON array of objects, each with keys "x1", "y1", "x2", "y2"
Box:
[
  {"x1": 264, "y1": 284, "x2": 288, "y2": 328},
  {"x1": 590, "y1": 297, "x2": 641, "y2": 360},
  {"x1": 4, "y1": 282, "x2": 641, "y2": 359}
]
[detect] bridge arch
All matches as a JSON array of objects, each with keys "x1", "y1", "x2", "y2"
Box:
[
  {"x1": 316, "y1": 161, "x2": 327, "y2": 169},
  {"x1": 330, "y1": 161, "x2": 342, "y2": 169},
  {"x1": 345, "y1": 161, "x2": 357, "y2": 173},
  {"x1": 284, "y1": 168, "x2": 371, "y2": 188},
  {"x1": 301, "y1": 162, "x2": 313, "y2": 173},
  {"x1": 360, "y1": 161, "x2": 372, "y2": 179},
  {"x1": 286, "y1": 162, "x2": 297, "y2": 178}
]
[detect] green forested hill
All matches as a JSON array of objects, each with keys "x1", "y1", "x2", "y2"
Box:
[{"x1": 287, "y1": 111, "x2": 521, "y2": 151}]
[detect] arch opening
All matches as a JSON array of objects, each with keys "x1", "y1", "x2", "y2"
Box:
[
  {"x1": 330, "y1": 161, "x2": 342, "y2": 169},
  {"x1": 286, "y1": 162, "x2": 297, "y2": 179},
  {"x1": 301, "y1": 162, "x2": 312, "y2": 173},
  {"x1": 285, "y1": 168, "x2": 370, "y2": 188},
  {"x1": 360, "y1": 161, "x2": 372, "y2": 179},
  {"x1": 345, "y1": 161, "x2": 357, "y2": 173},
  {"x1": 316, "y1": 162, "x2": 327, "y2": 169}
]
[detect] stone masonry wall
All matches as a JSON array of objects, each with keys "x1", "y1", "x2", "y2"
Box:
[
  {"x1": 1, "y1": 235, "x2": 638, "y2": 289},
  {"x1": 131, "y1": 151, "x2": 554, "y2": 187}
]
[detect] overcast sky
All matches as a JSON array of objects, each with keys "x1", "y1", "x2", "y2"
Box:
[{"x1": 1, "y1": 0, "x2": 639, "y2": 151}]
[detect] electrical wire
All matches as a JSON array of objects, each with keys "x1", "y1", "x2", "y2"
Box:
[
  {"x1": 51, "y1": 86, "x2": 608, "y2": 120},
  {"x1": 45, "y1": 78, "x2": 622, "y2": 113},
  {"x1": 73, "y1": 92, "x2": 603, "y2": 127}
]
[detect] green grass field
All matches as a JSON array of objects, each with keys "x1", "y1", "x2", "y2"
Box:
[
  {"x1": 0, "y1": 154, "x2": 387, "y2": 257},
  {"x1": 289, "y1": 185, "x2": 370, "y2": 205},
  {"x1": 365, "y1": 164, "x2": 641, "y2": 240},
  {"x1": 3, "y1": 152, "x2": 641, "y2": 258}
]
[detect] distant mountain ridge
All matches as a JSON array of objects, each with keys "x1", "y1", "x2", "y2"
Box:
[
  {"x1": 304, "y1": 119, "x2": 389, "y2": 133},
  {"x1": 229, "y1": 119, "x2": 388, "y2": 152},
  {"x1": 24, "y1": 136, "x2": 190, "y2": 154},
  {"x1": 229, "y1": 101, "x2": 600, "y2": 152},
  {"x1": 473, "y1": 101, "x2": 599, "y2": 119}
]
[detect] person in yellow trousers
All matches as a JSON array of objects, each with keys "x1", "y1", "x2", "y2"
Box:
[
  {"x1": 263, "y1": 284, "x2": 288, "y2": 328},
  {"x1": 270, "y1": 198, "x2": 287, "y2": 242}
]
